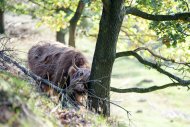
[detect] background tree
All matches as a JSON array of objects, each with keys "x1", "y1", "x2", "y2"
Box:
[
  {"x1": 0, "y1": 0, "x2": 5, "y2": 34},
  {"x1": 68, "y1": 0, "x2": 85, "y2": 47},
  {"x1": 56, "y1": 28, "x2": 67, "y2": 44}
]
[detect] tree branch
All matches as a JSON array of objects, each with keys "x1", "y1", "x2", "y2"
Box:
[
  {"x1": 125, "y1": 6, "x2": 190, "y2": 21},
  {"x1": 134, "y1": 47, "x2": 190, "y2": 67},
  {"x1": 116, "y1": 50, "x2": 190, "y2": 85},
  {"x1": 110, "y1": 83, "x2": 180, "y2": 93}
]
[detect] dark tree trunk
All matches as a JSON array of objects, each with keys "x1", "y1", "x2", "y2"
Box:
[
  {"x1": 0, "y1": 0, "x2": 4, "y2": 34},
  {"x1": 69, "y1": 22, "x2": 76, "y2": 47},
  {"x1": 88, "y1": 0, "x2": 125, "y2": 116},
  {"x1": 68, "y1": 1, "x2": 85, "y2": 47},
  {"x1": 56, "y1": 28, "x2": 67, "y2": 44}
]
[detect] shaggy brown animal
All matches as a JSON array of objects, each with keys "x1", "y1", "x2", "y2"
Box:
[{"x1": 28, "y1": 42, "x2": 90, "y2": 103}]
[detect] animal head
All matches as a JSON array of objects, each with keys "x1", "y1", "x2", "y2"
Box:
[{"x1": 67, "y1": 59, "x2": 91, "y2": 103}]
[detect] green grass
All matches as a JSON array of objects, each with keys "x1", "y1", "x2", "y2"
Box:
[{"x1": 111, "y1": 58, "x2": 190, "y2": 127}]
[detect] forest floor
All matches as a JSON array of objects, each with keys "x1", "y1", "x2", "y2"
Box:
[{"x1": 1, "y1": 13, "x2": 190, "y2": 127}]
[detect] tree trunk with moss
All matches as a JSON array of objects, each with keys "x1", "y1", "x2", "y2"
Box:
[{"x1": 89, "y1": 0, "x2": 125, "y2": 116}]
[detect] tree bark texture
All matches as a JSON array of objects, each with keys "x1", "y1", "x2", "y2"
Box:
[
  {"x1": 69, "y1": 1, "x2": 85, "y2": 47},
  {"x1": 89, "y1": 0, "x2": 125, "y2": 116}
]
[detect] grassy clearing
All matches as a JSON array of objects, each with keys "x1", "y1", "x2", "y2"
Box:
[
  {"x1": 110, "y1": 57, "x2": 190, "y2": 127},
  {"x1": 76, "y1": 39, "x2": 190, "y2": 127}
]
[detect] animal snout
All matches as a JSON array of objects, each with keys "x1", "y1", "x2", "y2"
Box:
[{"x1": 73, "y1": 84, "x2": 86, "y2": 93}]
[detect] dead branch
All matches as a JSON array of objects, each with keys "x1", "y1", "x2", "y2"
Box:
[
  {"x1": 0, "y1": 51, "x2": 79, "y2": 109},
  {"x1": 0, "y1": 52, "x2": 64, "y2": 93}
]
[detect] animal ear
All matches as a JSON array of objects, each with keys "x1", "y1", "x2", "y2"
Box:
[{"x1": 68, "y1": 66, "x2": 77, "y2": 76}]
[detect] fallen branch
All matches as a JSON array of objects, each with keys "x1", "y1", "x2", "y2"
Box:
[
  {"x1": 0, "y1": 51, "x2": 79, "y2": 109},
  {"x1": 0, "y1": 52, "x2": 64, "y2": 93}
]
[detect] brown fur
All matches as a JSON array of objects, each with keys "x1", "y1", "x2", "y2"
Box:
[{"x1": 28, "y1": 41, "x2": 90, "y2": 103}]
